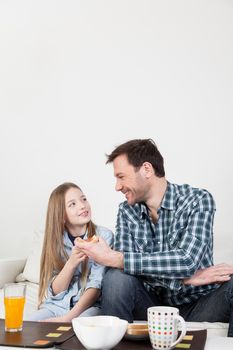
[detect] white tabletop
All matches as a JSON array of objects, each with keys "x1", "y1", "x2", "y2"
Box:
[{"x1": 205, "y1": 336, "x2": 233, "y2": 350}]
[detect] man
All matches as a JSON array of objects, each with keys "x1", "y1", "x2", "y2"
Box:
[{"x1": 76, "y1": 139, "x2": 233, "y2": 336}]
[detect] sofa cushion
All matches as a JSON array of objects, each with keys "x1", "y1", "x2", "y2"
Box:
[
  {"x1": 0, "y1": 258, "x2": 26, "y2": 288},
  {"x1": 16, "y1": 230, "x2": 44, "y2": 284}
]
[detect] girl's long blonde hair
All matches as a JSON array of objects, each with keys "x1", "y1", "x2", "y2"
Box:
[{"x1": 38, "y1": 182, "x2": 96, "y2": 306}]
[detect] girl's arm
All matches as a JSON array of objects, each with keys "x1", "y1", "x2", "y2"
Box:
[
  {"x1": 43, "y1": 288, "x2": 100, "y2": 322},
  {"x1": 52, "y1": 246, "x2": 86, "y2": 295}
]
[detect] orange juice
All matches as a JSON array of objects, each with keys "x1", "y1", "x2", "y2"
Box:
[{"x1": 4, "y1": 296, "x2": 25, "y2": 331}]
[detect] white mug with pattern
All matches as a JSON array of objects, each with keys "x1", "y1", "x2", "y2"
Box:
[{"x1": 147, "y1": 306, "x2": 186, "y2": 350}]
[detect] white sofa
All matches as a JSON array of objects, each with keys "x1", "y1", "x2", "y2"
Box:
[{"x1": 0, "y1": 230, "x2": 232, "y2": 337}]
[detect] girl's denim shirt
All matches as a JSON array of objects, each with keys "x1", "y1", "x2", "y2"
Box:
[{"x1": 42, "y1": 226, "x2": 113, "y2": 313}]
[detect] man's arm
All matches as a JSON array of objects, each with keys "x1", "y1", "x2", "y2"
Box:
[{"x1": 74, "y1": 237, "x2": 233, "y2": 287}]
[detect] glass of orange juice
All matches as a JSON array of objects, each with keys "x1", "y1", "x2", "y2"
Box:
[{"x1": 4, "y1": 283, "x2": 26, "y2": 332}]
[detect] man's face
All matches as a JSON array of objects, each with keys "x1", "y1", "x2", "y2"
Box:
[{"x1": 113, "y1": 154, "x2": 148, "y2": 205}]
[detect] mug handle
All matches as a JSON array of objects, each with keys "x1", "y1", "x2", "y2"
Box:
[{"x1": 170, "y1": 315, "x2": 186, "y2": 348}]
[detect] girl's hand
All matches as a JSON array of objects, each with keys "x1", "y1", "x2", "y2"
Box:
[
  {"x1": 67, "y1": 246, "x2": 87, "y2": 270},
  {"x1": 42, "y1": 315, "x2": 71, "y2": 323}
]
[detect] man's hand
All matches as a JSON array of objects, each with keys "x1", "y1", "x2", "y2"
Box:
[
  {"x1": 74, "y1": 237, "x2": 124, "y2": 268},
  {"x1": 183, "y1": 263, "x2": 233, "y2": 286}
]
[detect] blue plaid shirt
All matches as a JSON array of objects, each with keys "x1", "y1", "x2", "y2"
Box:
[{"x1": 114, "y1": 182, "x2": 219, "y2": 305}]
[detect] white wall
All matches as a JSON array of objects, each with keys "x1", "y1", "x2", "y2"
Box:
[{"x1": 0, "y1": 0, "x2": 232, "y2": 258}]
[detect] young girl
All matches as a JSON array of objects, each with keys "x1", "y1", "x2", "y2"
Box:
[{"x1": 29, "y1": 182, "x2": 113, "y2": 322}]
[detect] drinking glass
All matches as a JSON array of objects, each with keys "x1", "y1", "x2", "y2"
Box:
[{"x1": 4, "y1": 283, "x2": 26, "y2": 332}]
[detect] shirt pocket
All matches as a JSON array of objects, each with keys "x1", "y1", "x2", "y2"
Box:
[
  {"x1": 131, "y1": 222, "x2": 152, "y2": 252},
  {"x1": 133, "y1": 237, "x2": 148, "y2": 251},
  {"x1": 167, "y1": 223, "x2": 186, "y2": 248},
  {"x1": 167, "y1": 211, "x2": 190, "y2": 247}
]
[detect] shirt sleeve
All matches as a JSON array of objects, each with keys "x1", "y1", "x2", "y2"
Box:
[
  {"x1": 46, "y1": 275, "x2": 68, "y2": 300},
  {"x1": 115, "y1": 192, "x2": 216, "y2": 281}
]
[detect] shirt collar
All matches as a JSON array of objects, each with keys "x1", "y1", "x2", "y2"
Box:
[
  {"x1": 139, "y1": 181, "x2": 176, "y2": 219},
  {"x1": 139, "y1": 203, "x2": 149, "y2": 219},
  {"x1": 160, "y1": 181, "x2": 177, "y2": 210},
  {"x1": 63, "y1": 229, "x2": 87, "y2": 247}
]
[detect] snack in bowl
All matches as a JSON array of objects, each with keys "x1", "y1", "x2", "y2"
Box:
[
  {"x1": 125, "y1": 321, "x2": 149, "y2": 340},
  {"x1": 72, "y1": 315, "x2": 128, "y2": 350}
]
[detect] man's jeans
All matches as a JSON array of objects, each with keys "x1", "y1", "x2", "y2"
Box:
[{"x1": 101, "y1": 268, "x2": 233, "y2": 337}]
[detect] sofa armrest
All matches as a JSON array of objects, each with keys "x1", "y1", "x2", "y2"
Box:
[{"x1": 0, "y1": 258, "x2": 26, "y2": 288}]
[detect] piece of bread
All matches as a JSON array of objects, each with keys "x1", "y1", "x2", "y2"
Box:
[
  {"x1": 86, "y1": 235, "x2": 99, "y2": 243},
  {"x1": 76, "y1": 235, "x2": 99, "y2": 243}
]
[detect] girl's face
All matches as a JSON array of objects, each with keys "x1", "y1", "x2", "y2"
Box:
[{"x1": 64, "y1": 187, "x2": 91, "y2": 230}]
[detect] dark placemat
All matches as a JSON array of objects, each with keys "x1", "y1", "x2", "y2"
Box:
[
  {"x1": 56, "y1": 329, "x2": 207, "y2": 350},
  {"x1": 56, "y1": 335, "x2": 151, "y2": 350},
  {"x1": 176, "y1": 329, "x2": 207, "y2": 350},
  {"x1": 0, "y1": 319, "x2": 74, "y2": 348}
]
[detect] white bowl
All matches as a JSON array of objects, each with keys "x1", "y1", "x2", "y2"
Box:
[{"x1": 72, "y1": 315, "x2": 128, "y2": 350}]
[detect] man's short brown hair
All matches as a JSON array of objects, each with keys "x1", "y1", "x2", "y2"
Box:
[{"x1": 106, "y1": 138, "x2": 165, "y2": 177}]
